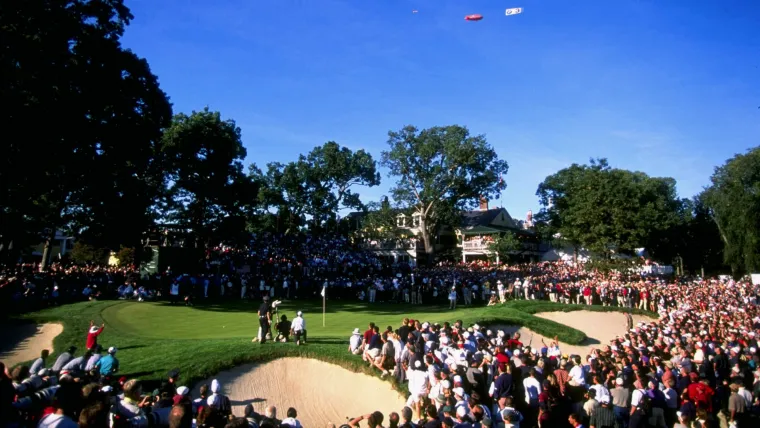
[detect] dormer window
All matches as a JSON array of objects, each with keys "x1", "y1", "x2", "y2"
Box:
[
  {"x1": 396, "y1": 214, "x2": 407, "y2": 228},
  {"x1": 412, "y1": 213, "x2": 421, "y2": 228}
]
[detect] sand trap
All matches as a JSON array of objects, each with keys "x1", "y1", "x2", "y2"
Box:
[
  {"x1": 491, "y1": 311, "x2": 655, "y2": 357},
  {"x1": 0, "y1": 323, "x2": 63, "y2": 368},
  {"x1": 193, "y1": 357, "x2": 405, "y2": 426}
]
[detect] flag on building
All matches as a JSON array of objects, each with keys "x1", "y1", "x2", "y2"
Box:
[{"x1": 505, "y1": 7, "x2": 523, "y2": 16}]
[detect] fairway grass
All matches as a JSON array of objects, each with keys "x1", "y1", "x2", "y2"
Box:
[{"x1": 14, "y1": 299, "x2": 655, "y2": 391}]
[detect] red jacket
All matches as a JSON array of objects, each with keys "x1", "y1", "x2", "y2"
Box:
[{"x1": 86, "y1": 326, "x2": 104, "y2": 350}]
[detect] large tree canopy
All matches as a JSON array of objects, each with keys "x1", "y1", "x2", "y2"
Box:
[
  {"x1": 702, "y1": 147, "x2": 760, "y2": 275},
  {"x1": 535, "y1": 158, "x2": 686, "y2": 259},
  {"x1": 381, "y1": 125, "x2": 509, "y2": 261},
  {"x1": 253, "y1": 142, "x2": 379, "y2": 233},
  {"x1": 160, "y1": 108, "x2": 255, "y2": 247},
  {"x1": 0, "y1": 0, "x2": 173, "y2": 267}
]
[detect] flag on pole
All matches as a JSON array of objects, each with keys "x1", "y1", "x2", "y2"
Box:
[
  {"x1": 321, "y1": 286, "x2": 326, "y2": 327},
  {"x1": 505, "y1": 7, "x2": 523, "y2": 16}
]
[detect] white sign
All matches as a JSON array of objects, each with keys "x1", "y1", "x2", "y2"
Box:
[
  {"x1": 505, "y1": 7, "x2": 523, "y2": 16},
  {"x1": 751, "y1": 274, "x2": 760, "y2": 285}
]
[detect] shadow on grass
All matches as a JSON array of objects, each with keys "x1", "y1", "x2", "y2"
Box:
[
  {"x1": 120, "y1": 370, "x2": 158, "y2": 379},
  {"x1": 231, "y1": 398, "x2": 266, "y2": 406},
  {"x1": 117, "y1": 345, "x2": 147, "y2": 351},
  {"x1": 0, "y1": 322, "x2": 39, "y2": 356},
  {"x1": 303, "y1": 338, "x2": 345, "y2": 345}
]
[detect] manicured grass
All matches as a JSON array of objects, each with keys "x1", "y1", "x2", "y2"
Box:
[{"x1": 13, "y1": 299, "x2": 652, "y2": 391}]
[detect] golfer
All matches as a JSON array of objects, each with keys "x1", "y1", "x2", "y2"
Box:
[
  {"x1": 291, "y1": 310, "x2": 307, "y2": 346},
  {"x1": 256, "y1": 295, "x2": 272, "y2": 344}
]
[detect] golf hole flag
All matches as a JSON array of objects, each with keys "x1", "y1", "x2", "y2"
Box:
[
  {"x1": 505, "y1": 7, "x2": 523, "y2": 16},
  {"x1": 320, "y1": 286, "x2": 326, "y2": 297}
]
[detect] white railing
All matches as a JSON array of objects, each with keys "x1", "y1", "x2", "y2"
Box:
[{"x1": 463, "y1": 240, "x2": 488, "y2": 250}]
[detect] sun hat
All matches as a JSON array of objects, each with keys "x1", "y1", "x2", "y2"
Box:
[{"x1": 352, "y1": 328, "x2": 360, "y2": 335}]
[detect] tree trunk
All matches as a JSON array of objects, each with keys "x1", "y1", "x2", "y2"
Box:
[
  {"x1": 419, "y1": 216, "x2": 435, "y2": 266},
  {"x1": 39, "y1": 229, "x2": 56, "y2": 272}
]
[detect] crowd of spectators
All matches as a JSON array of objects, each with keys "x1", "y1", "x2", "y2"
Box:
[{"x1": 3, "y1": 232, "x2": 760, "y2": 427}]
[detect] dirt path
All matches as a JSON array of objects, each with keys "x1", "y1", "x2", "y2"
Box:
[
  {"x1": 193, "y1": 357, "x2": 405, "y2": 427},
  {"x1": 0, "y1": 323, "x2": 63, "y2": 368},
  {"x1": 491, "y1": 310, "x2": 655, "y2": 357}
]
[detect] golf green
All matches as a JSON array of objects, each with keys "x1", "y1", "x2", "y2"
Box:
[
  {"x1": 101, "y1": 300, "x2": 539, "y2": 340},
  {"x1": 16, "y1": 299, "x2": 653, "y2": 389}
]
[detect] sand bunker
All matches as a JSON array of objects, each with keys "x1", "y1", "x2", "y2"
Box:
[
  {"x1": 0, "y1": 323, "x2": 63, "y2": 368},
  {"x1": 193, "y1": 357, "x2": 405, "y2": 426},
  {"x1": 491, "y1": 310, "x2": 655, "y2": 357}
]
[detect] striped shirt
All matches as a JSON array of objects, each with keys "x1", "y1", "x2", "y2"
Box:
[{"x1": 589, "y1": 405, "x2": 616, "y2": 428}]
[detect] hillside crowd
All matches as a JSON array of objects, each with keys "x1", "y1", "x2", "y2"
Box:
[
  {"x1": 2, "y1": 272, "x2": 760, "y2": 428},
  {"x1": 0, "y1": 232, "x2": 699, "y2": 315},
  {"x1": 2, "y1": 232, "x2": 760, "y2": 427}
]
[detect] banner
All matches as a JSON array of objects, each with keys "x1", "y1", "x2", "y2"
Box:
[{"x1": 505, "y1": 7, "x2": 523, "y2": 16}]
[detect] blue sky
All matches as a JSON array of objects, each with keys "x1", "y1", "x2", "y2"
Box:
[{"x1": 120, "y1": 0, "x2": 760, "y2": 219}]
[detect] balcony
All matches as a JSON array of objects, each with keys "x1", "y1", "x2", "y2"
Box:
[
  {"x1": 361, "y1": 239, "x2": 419, "y2": 251},
  {"x1": 462, "y1": 239, "x2": 490, "y2": 251}
]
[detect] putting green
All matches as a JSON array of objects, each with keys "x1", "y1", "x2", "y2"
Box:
[{"x1": 100, "y1": 300, "x2": 525, "y2": 340}]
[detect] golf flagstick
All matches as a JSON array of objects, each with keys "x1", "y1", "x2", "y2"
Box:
[{"x1": 321, "y1": 285, "x2": 326, "y2": 327}]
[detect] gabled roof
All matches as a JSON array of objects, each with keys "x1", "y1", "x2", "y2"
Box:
[{"x1": 460, "y1": 208, "x2": 518, "y2": 230}]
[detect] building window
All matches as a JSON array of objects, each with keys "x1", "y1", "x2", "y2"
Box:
[
  {"x1": 412, "y1": 213, "x2": 421, "y2": 228},
  {"x1": 396, "y1": 214, "x2": 407, "y2": 228}
]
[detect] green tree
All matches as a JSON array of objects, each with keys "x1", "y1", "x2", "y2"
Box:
[
  {"x1": 702, "y1": 147, "x2": 760, "y2": 275},
  {"x1": 381, "y1": 125, "x2": 509, "y2": 262},
  {"x1": 487, "y1": 233, "x2": 522, "y2": 263},
  {"x1": 355, "y1": 197, "x2": 405, "y2": 241},
  {"x1": 70, "y1": 242, "x2": 109, "y2": 265},
  {"x1": 114, "y1": 246, "x2": 136, "y2": 268},
  {"x1": 680, "y1": 196, "x2": 725, "y2": 275},
  {"x1": 536, "y1": 159, "x2": 686, "y2": 259},
  {"x1": 161, "y1": 108, "x2": 256, "y2": 247},
  {"x1": 253, "y1": 142, "x2": 380, "y2": 233},
  {"x1": 0, "y1": 0, "x2": 173, "y2": 268},
  {"x1": 298, "y1": 142, "x2": 380, "y2": 230},
  {"x1": 249, "y1": 162, "x2": 309, "y2": 234}
]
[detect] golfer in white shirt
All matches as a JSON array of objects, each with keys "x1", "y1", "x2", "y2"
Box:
[{"x1": 291, "y1": 311, "x2": 306, "y2": 345}]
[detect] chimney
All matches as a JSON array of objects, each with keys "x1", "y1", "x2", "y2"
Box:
[{"x1": 479, "y1": 197, "x2": 489, "y2": 211}]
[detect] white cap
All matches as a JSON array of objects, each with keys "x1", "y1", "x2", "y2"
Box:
[
  {"x1": 441, "y1": 380, "x2": 451, "y2": 389},
  {"x1": 297, "y1": 311, "x2": 303, "y2": 316},
  {"x1": 108, "y1": 347, "x2": 117, "y2": 354},
  {"x1": 456, "y1": 406, "x2": 467, "y2": 417},
  {"x1": 176, "y1": 386, "x2": 189, "y2": 396},
  {"x1": 453, "y1": 387, "x2": 465, "y2": 397}
]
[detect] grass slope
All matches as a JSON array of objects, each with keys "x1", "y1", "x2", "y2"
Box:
[{"x1": 16, "y1": 300, "x2": 655, "y2": 392}]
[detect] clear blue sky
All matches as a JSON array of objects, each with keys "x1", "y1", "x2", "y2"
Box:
[{"x1": 121, "y1": 0, "x2": 760, "y2": 219}]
